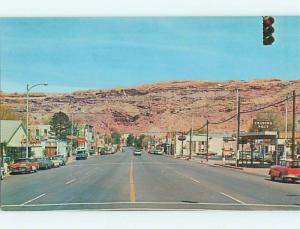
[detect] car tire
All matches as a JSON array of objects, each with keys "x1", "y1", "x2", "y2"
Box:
[
  {"x1": 279, "y1": 174, "x2": 286, "y2": 183},
  {"x1": 270, "y1": 175, "x2": 275, "y2": 181}
]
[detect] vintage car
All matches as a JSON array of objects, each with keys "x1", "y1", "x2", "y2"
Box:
[
  {"x1": 35, "y1": 157, "x2": 52, "y2": 169},
  {"x1": 133, "y1": 150, "x2": 142, "y2": 156},
  {"x1": 76, "y1": 151, "x2": 88, "y2": 160},
  {"x1": 50, "y1": 157, "x2": 61, "y2": 167},
  {"x1": 52, "y1": 155, "x2": 67, "y2": 166},
  {"x1": 269, "y1": 159, "x2": 300, "y2": 183},
  {"x1": 1, "y1": 166, "x2": 4, "y2": 180},
  {"x1": 10, "y1": 158, "x2": 39, "y2": 174}
]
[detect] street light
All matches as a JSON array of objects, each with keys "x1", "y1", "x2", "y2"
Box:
[{"x1": 26, "y1": 82, "x2": 48, "y2": 158}]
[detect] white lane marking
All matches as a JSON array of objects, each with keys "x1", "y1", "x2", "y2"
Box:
[
  {"x1": 68, "y1": 162, "x2": 180, "y2": 167},
  {"x1": 2, "y1": 201, "x2": 299, "y2": 208},
  {"x1": 190, "y1": 177, "x2": 201, "y2": 184},
  {"x1": 21, "y1": 193, "x2": 47, "y2": 206},
  {"x1": 220, "y1": 192, "x2": 246, "y2": 205},
  {"x1": 174, "y1": 171, "x2": 201, "y2": 184},
  {"x1": 65, "y1": 179, "x2": 76, "y2": 185}
]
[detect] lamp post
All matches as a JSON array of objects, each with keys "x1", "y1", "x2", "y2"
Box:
[{"x1": 26, "y1": 83, "x2": 48, "y2": 158}]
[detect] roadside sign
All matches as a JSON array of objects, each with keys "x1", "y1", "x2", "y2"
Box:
[
  {"x1": 178, "y1": 135, "x2": 186, "y2": 141},
  {"x1": 253, "y1": 119, "x2": 273, "y2": 130}
]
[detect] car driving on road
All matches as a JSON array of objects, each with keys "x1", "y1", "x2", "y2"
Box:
[
  {"x1": 133, "y1": 150, "x2": 142, "y2": 156},
  {"x1": 76, "y1": 150, "x2": 88, "y2": 160},
  {"x1": 269, "y1": 159, "x2": 300, "y2": 183},
  {"x1": 10, "y1": 158, "x2": 39, "y2": 174}
]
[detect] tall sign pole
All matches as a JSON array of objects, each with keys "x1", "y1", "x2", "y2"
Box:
[{"x1": 292, "y1": 90, "x2": 296, "y2": 159}]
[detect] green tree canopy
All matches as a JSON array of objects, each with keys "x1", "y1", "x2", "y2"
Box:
[
  {"x1": 134, "y1": 134, "x2": 146, "y2": 149},
  {"x1": 111, "y1": 132, "x2": 121, "y2": 145},
  {"x1": 126, "y1": 134, "x2": 135, "y2": 146},
  {"x1": 49, "y1": 111, "x2": 71, "y2": 140},
  {"x1": 104, "y1": 134, "x2": 112, "y2": 145}
]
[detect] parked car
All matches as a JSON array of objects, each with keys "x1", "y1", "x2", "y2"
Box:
[
  {"x1": 50, "y1": 157, "x2": 61, "y2": 167},
  {"x1": 52, "y1": 155, "x2": 67, "y2": 166},
  {"x1": 89, "y1": 149, "x2": 95, "y2": 155},
  {"x1": 76, "y1": 150, "x2": 88, "y2": 160},
  {"x1": 1, "y1": 166, "x2": 4, "y2": 180},
  {"x1": 133, "y1": 150, "x2": 142, "y2": 156},
  {"x1": 100, "y1": 148, "x2": 108, "y2": 155},
  {"x1": 269, "y1": 159, "x2": 300, "y2": 183},
  {"x1": 10, "y1": 158, "x2": 39, "y2": 174},
  {"x1": 154, "y1": 150, "x2": 163, "y2": 155},
  {"x1": 35, "y1": 157, "x2": 52, "y2": 170}
]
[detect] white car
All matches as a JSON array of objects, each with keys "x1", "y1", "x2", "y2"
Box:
[
  {"x1": 50, "y1": 158, "x2": 61, "y2": 167},
  {"x1": 154, "y1": 150, "x2": 163, "y2": 155},
  {"x1": 134, "y1": 150, "x2": 142, "y2": 156}
]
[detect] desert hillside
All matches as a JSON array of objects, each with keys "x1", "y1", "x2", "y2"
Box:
[{"x1": 1, "y1": 79, "x2": 300, "y2": 134}]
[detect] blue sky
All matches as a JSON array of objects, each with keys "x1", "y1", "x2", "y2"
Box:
[{"x1": 0, "y1": 17, "x2": 299, "y2": 92}]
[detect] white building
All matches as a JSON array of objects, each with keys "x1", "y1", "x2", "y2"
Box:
[
  {"x1": 174, "y1": 132, "x2": 235, "y2": 157},
  {"x1": 28, "y1": 124, "x2": 51, "y2": 141}
]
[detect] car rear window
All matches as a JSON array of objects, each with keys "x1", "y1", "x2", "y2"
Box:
[
  {"x1": 291, "y1": 161, "x2": 300, "y2": 168},
  {"x1": 15, "y1": 159, "x2": 31, "y2": 163}
]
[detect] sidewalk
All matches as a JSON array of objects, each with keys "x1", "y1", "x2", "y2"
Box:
[
  {"x1": 172, "y1": 155, "x2": 270, "y2": 178},
  {"x1": 66, "y1": 156, "x2": 76, "y2": 165}
]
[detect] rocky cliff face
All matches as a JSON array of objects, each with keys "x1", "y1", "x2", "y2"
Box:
[{"x1": 1, "y1": 79, "x2": 300, "y2": 134}]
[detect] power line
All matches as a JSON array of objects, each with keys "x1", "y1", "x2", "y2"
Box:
[
  {"x1": 240, "y1": 96, "x2": 290, "y2": 114},
  {"x1": 209, "y1": 113, "x2": 237, "y2": 125}
]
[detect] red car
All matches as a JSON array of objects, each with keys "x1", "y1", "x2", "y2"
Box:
[
  {"x1": 10, "y1": 158, "x2": 39, "y2": 174},
  {"x1": 269, "y1": 159, "x2": 300, "y2": 183}
]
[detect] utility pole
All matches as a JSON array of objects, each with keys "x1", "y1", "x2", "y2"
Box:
[
  {"x1": 71, "y1": 113, "x2": 74, "y2": 157},
  {"x1": 189, "y1": 128, "x2": 192, "y2": 160},
  {"x1": 206, "y1": 120, "x2": 209, "y2": 162},
  {"x1": 284, "y1": 95, "x2": 288, "y2": 160},
  {"x1": 189, "y1": 116, "x2": 194, "y2": 160},
  {"x1": 181, "y1": 132, "x2": 184, "y2": 157},
  {"x1": 292, "y1": 90, "x2": 296, "y2": 159},
  {"x1": 236, "y1": 89, "x2": 241, "y2": 167}
]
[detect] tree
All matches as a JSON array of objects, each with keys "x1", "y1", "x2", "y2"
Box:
[
  {"x1": 134, "y1": 134, "x2": 146, "y2": 149},
  {"x1": 104, "y1": 134, "x2": 112, "y2": 145},
  {"x1": 142, "y1": 135, "x2": 152, "y2": 149},
  {"x1": 49, "y1": 111, "x2": 71, "y2": 141},
  {"x1": 126, "y1": 134, "x2": 135, "y2": 146},
  {"x1": 111, "y1": 132, "x2": 121, "y2": 145}
]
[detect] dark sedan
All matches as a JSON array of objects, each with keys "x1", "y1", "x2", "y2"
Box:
[{"x1": 76, "y1": 151, "x2": 88, "y2": 160}]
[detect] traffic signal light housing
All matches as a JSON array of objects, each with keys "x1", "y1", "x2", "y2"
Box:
[{"x1": 263, "y1": 16, "x2": 275, "y2": 45}]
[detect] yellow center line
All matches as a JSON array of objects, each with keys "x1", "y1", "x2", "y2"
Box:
[{"x1": 129, "y1": 156, "x2": 136, "y2": 202}]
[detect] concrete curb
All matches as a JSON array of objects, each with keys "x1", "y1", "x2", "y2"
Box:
[
  {"x1": 163, "y1": 155, "x2": 269, "y2": 179},
  {"x1": 192, "y1": 159, "x2": 269, "y2": 178},
  {"x1": 66, "y1": 157, "x2": 76, "y2": 165}
]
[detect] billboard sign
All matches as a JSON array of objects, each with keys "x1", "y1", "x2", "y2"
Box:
[{"x1": 253, "y1": 119, "x2": 273, "y2": 130}]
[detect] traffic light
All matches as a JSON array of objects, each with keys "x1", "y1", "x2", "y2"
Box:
[{"x1": 263, "y1": 16, "x2": 275, "y2": 45}]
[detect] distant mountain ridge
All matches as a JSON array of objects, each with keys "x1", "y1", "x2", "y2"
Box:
[{"x1": 1, "y1": 79, "x2": 300, "y2": 134}]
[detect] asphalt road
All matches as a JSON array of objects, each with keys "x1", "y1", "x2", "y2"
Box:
[{"x1": 1, "y1": 147, "x2": 300, "y2": 210}]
